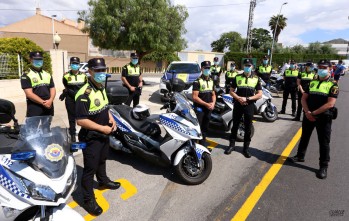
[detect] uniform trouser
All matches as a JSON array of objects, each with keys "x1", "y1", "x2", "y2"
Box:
[
  {"x1": 296, "y1": 115, "x2": 332, "y2": 168},
  {"x1": 281, "y1": 87, "x2": 297, "y2": 113},
  {"x1": 260, "y1": 74, "x2": 270, "y2": 88},
  {"x1": 296, "y1": 91, "x2": 303, "y2": 118},
  {"x1": 195, "y1": 107, "x2": 211, "y2": 140},
  {"x1": 65, "y1": 97, "x2": 76, "y2": 137},
  {"x1": 125, "y1": 91, "x2": 140, "y2": 107},
  {"x1": 230, "y1": 103, "x2": 254, "y2": 143},
  {"x1": 81, "y1": 138, "x2": 110, "y2": 202}
]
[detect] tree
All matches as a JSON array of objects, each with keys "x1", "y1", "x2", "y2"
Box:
[
  {"x1": 80, "y1": 0, "x2": 188, "y2": 60},
  {"x1": 307, "y1": 42, "x2": 322, "y2": 54},
  {"x1": 211, "y1": 31, "x2": 244, "y2": 52},
  {"x1": 251, "y1": 28, "x2": 272, "y2": 50},
  {"x1": 320, "y1": 44, "x2": 337, "y2": 54},
  {"x1": 269, "y1": 14, "x2": 287, "y2": 43},
  {"x1": 291, "y1": 44, "x2": 306, "y2": 54}
]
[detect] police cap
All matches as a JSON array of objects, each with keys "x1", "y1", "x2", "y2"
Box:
[
  {"x1": 201, "y1": 61, "x2": 211, "y2": 68},
  {"x1": 70, "y1": 57, "x2": 80, "y2": 64},
  {"x1": 263, "y1": 55, "x2": 269, "y2": 59},
  {"x1": 305, "y1": 61, "x2": 313, "y2": 66},
  {"x1": 290, "y1": 59, "x2": 296, "y2": 64},
  {"x1": 88, "y1": 58, "x2": 107, "y2": 70},
  {"x1": 243, "y1": 59, "x2": 252, "y2": 65},
  {"x1": 29, "y1": 51, "x2": 43, "y2": 59},
  {"x1": 213, "y1": 57, "x2": 219, "y2": 62},
  {"x1": 130, "y1": 53, "x2": 139, "y2": 58},
  {"x1": 318, "y1": 59, "x2": 332, "y2": 67},
  {"x1": 230, "y1": 61, "x2": 236, "y2": 66}
]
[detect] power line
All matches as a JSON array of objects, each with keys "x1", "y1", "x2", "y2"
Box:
[{"x1": 187, "y1": 3, "x2": 249, "y2": 8}]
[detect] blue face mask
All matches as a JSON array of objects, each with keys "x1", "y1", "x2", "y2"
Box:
[
  {"x1": 203, "y1": 69, "x2": 211, "y2": 76},
  {"x1": 263, "y1": 60, "x2": 269, "y2": 65},
  {"x1": 214, "y1": 61, "x2": 219, "y2": 65},
  {"x1": 290, "y1": 64, "x2": 295, "y2": 69},
  {"x1": 94, "y1": 72, "x2": 107, "y2": 83},
  {"x1": 33, "y1": 59, "x2": 43, "y2": 68},
  {"x1": 71, "y1": 64, "x2": 80, "y2": 71},
  {"x1": 318, "y1": 69, "x2": 328, "y2": 78},
  {"x1": 230, "y1": 66, "x2": 236, "y2": 71},
  {"x1": 244, "y1": 66, "x2": 252, "y2": 73},
  {"x1": 131, "y1": 59, "x2": 138, "y2": 65}
]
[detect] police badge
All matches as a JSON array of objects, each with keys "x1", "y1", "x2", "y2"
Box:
[
  {"x1": 33, "y1": 77, "x2": 38, "y2": 83},
  {"x1": 238, "y1": 80, "x2": 242, "y2": 85},
  {"x1": 68, "y1": 77, "x2": 72, "y2": 81},
  {"x1": 94, "y1": 98, "x2": 101, "y2": 107},
  {"x1": 310, "y1": 82, "x2": 315, "y2": 88}
]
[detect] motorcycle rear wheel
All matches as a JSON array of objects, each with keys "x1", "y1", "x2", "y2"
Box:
[
  {"x1": 261, "y1": 106, "x2": 278, "y2": 122},
  {"x1": 236, "y1": 122, "x2": 255, "y2": 142},
  {"x1": 175, "y1": 152, "x2": 212, "y2": 185}
]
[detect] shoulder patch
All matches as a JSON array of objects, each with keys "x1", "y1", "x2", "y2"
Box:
[{"x1": 331, "y1": 86, "x2": 339, "y2": 95}]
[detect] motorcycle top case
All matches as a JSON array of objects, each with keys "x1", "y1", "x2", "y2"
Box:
[{"x1": 106, "y1": 81, "x2": 129, "y2": 105}]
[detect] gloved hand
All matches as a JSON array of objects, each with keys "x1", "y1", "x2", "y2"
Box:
[
  {"x1": 59, "y1": 89, "x2": 67, "y2": 101},
  {"x1": 135, "y1": 87, "x2": 142, "y2": 96}
]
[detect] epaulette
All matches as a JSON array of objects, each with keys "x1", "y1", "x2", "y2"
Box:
[{"x1": 84, "y1": 86, "x2": 92, "y2": 95}]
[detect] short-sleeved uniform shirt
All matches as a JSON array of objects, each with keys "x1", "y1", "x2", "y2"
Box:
[
  {"x1": 21, "y1": 68, "x2": 55, "y2": 116},
  {"x1": 192, "y1": 76, "x2": 215, "y2": 108},
  {"x1": 62, "y1": 71, "x2": 87, "y2": 98},
  {"x1": 231, "y1": 73, "x2": 262, "y2": 106},
  {"x1": 297, "y1": 71, "x2": 315, "y2": 91},
  {"x1": 122, "y1": 63, "x2": 142, "y2": 87},
  {"x1": 284, "y1": 69, "x2": 299, "y2": 89}
]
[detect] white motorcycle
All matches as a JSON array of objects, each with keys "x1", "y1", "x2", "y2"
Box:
[
  {"x1": 254, "y1": 87, "x2": 278, "y2": 122},
  {"x1": 109, "y1": 79, "x2": 212, "y2": 185},
  {"x1": 0, "y1": 99, "x2": 84, "y2": 221}
]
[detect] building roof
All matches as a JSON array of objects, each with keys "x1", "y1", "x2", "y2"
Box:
[{"x1": 0, "y1": 9, "x2": 87, "y2": 36}]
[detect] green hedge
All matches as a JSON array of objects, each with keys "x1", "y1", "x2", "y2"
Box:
[
  {"x1": 224, "y1": 52, "x2": 345, "y2": 69},
  {"x1": 0, "y1": 37, "x2": 52, "y2": 79}
]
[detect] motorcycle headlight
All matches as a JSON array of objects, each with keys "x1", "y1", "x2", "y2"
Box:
[{"x1": 22, "y1": 179, "x2": 56, "y2": 201}]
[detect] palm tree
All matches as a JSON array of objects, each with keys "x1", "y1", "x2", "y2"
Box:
[{"x1": 269, "y1": 14, "x2": 287, "y2": 43}]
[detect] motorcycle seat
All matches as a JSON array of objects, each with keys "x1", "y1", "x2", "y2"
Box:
[{"x1": 110, "y1": 105, "x2": 161, "y2": 137}]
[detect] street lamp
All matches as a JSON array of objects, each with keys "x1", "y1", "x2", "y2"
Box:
[
  {"x1": 270, "y1": 2, "x2": 288, "y2": 66},
  {"x1": 51, "y1": 15, "x2": 57, "y2": 49},
  {"x1": 54, "y1": 32, "x2": 61, "y2": 49}
]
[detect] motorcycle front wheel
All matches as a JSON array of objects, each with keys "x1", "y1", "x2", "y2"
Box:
[
  {"x1": 236, "y1": 122, "x2": 255, "y2": 142},
  {"x1": 175, "y1": 152, "x2": 212, "y2": 185},
  {"x1": 261, "y1": 105, "x2": 278, "y2": 122}
]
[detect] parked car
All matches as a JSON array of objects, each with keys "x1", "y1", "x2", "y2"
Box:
[{"x1": 159, "y1": 61, "x2": 201, "y2": 102}]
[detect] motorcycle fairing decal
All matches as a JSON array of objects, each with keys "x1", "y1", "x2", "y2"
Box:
[
  {"x1": 195, "y1": 147, "x2": 204, "y2": 159},
  {"x1": 0, "y1": 165, "x2": 30, "y2": 199},
  {"x1": 222, "y1": 95, "x2": 234, "y2": 104},
  {"x1": 1, "y1": 156, "x2": 13, "y2": 168},
  {"x1": 160, "y1": 115, "x2": 191, "y2": 136},
  {"x1": 113, "y1": 115, "x2": 132, "y2": 133}
]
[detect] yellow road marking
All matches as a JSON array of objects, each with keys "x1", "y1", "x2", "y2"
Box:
[
  {"x1": 119, "y1": 178, "x2": 138, "y2": 200},
  {"x1": 231, "y1": 128, "x2": 302, "y2": 221},
  {"x1": 206, "y1": 138, "x2": 219, "y2": 149}
]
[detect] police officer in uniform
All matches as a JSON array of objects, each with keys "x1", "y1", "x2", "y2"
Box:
[
  {"x1": 60, "y1": 57, "x2": 87, "y2": 142},
  {"x1": 192, "y1": 61, "x2": 216, "y2": 147},
  {"x1": 290, "y1": 60, "x2": 338, "y2": 179},
  {"x1": 225, "y1": 59, "x2": 262, "y2": 157},
  {"x1": 279, "y1": 59, "x2": 299, "y2": 116},
  {"x1": 210, "y1": 57, "x2": 223, "y2": 85},
  {"x1": 21, "y1": 51, "x2": 56, "y2": 117},
  {"x1": 75, "y1": 58, "x2": 120, "y2": 216},
  {"x1": 225, "y1": 61, "x2": 239, "y2": 94},
  {"x1": 256, "y1": 55, "x2": 272, "y2": 88},
  {"x1": 122, "y1": 53, "x2": 143, "y2": 107},
  {"x1": 292, "y1": 61, "x2": 315, "y2": 121}
]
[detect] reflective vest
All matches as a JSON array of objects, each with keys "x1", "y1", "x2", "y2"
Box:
[
  {"x1": 198, "y1": 78, "x2": 214, "y2": 93},
  {"x1": 235, "y1": 74, "x2": 259, "y2": 89},
  {"x1": 63, "y1": 71, "x2": 87, "y2": 86},
  {"x1": 258, "y1": 65, "x2": 272, "y2": 74},
  {"x1": 27, "y1": 69, "x2": 51, "y2": 88},
  {"x1": 126, "y1": 64, "x2": 140, "y2": 76},
  {"x1": 210, "y1": 65, "x2": 221, "y2": 74},
  {"x1": 285, "y1": 69, "x2": 299, "y2": 78},
  {"x1": 226, "y1": 71, "x2": 238, "y2": 79},
  {"x1": 300, "y1": 72, "x2": 315, "y2": 81},
  {"x1": 75, "y1": 83, "x2": 109, "y2": 115},
  {"x1": 309, "y1": 80, "x2": 335, "y2": 96}
]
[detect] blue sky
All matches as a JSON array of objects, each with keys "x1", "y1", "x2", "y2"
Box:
[{"x1": 299, "y1": 29, "x2": 349, "y2": 44}]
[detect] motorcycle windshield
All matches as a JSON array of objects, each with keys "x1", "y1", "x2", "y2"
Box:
[
  {"x1": 16, "y1": 116, "x2": 70, "y2": 179},
  {"x1": 173, "y1": 92, "x2": 199, "y2": 126}
]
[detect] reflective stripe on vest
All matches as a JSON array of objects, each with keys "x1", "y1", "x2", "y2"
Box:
[
  {"x1": 210, "y1": 66, "x2": 221, "y2": 73},
  {"x1": 198, "y1": 78, "x2": 214, "y2": 93},
  {"x1": 64, "y1": 72, "x2": 86, "y2": 85},
  {"x1": 285, "y1": 70, "x2": 299, "y2": 78},
  {"x1": 300, "y1": 72, "x2": 315, "y2": 81},
  {"x1": 126, "y1": 64, "x2": 140, "y2": 76},
  {"x1": 309, "y1": 80, "x2": 334, "y2": 96},
  {"x1": 27, "y1": 69, "x2": 51, "y2": 88},
  {"x1": 258, "y1": 65, "x2": 272, "y2": 74},
  {"x1": 236, "y1": 75, "x2": 259, "y2": 89},
  {"x1": 75, "y1": 83, "x2": 109, "y2": 115},
  {"x1": 226, "y1": 71, "x2": 238, "y2": 79}
]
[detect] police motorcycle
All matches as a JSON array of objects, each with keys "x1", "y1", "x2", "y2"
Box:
[
  {"x1": 269, "y1": 73, "x2": 284, "y2": 94},
  {"x1": 0, "y1": 99, "x2": 84, "y2": 221},
  {"x1": 107, "y1": 77, "x2": 212, "y2": 185},
  {"x1": 254, "y1": 80, "x2": 278, "y2": 122}
]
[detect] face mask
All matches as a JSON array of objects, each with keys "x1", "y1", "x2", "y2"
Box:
[
  {"x1": 71, "y1": 64, "x2": 80, "y2": 71},
  {"x1": 214, "y1": 62, "x2": 219, "y2": 65},
  {"x1": 230, "y1": 66, "x2": 236, "y2": 71},
  {"x1": 203, "y1": 69, "x2": 210, "y2": 76},
  {"x1": 33, "y1": 59, "x2": 43, "y2": 68},
  {"x1": 318, "y1": 69, "x2": 328, "y2": 78},
  {"x1": 244, "y1": 66, "x2": 252, "y2": 73},
  {"x1": 263, "y1": 60, "x2": 268, "y2": 65},
  {"x1": 290, "y1": 64, "x2": 295, "y2": 69},
  {"x1": 131, "y1": 59, "x2": 138, "y2": 65},
  {"x1": 94, "y1": 72, "x2": 107, "y2": 83}
]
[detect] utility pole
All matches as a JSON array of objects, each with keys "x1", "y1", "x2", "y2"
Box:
[{"x1": 246, "y1": 0, "x2": 256, "y2": 54}]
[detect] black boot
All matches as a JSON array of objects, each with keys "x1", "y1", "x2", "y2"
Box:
[
  {"x1": 292, "y1": 116, "x2": 300, "y2": 121},
  {"x1": 278, "y1": 110, "x2": 285, "y2": 114},
  {"x1": 84, "y1": 199, "x2": 103, "y2": 216},
  {"x1": 243, "y1": 142, "x2": 251, "y2": 158},
  {"x1": 70, "y1": 134, "x2": 76, "y2": 143},
  {"x1": 316, "y1": 167, "x2": 327, "y2": 179},
  {"x1": 289, "y1": 155, "x2": 305, "y2": 162},
  {"x1": 224, "y1": 139, "x2": 235, "y2": 155},
  {"x1": 291, "y1": 112, "x2": 296, "y2": 117}
]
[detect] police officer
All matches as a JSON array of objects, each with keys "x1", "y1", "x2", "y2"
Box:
[
  {"x1": 21, "y1": 51, "x2": 56, "y2": 117},
  {"x1": 225, "y1": 59, "x2": 262, "y2": 157},
  {"x1": 256, "y1": 55, "x2": 272, "y2": 88},
  {"x1": 75, "y1": 58, "x2": 120, "y2": 216},
  {"x1": 192, "y1": 61, "x2": 216, "y2": 147},
  {"x1": 60, "y1": 57, "x2": 87, "y2": 142},
  {"x1": 290, "y1": 59, "x2": 338, "y2": 179},
  {"x1": 122, "y1": 52, "x2": 143, "y2": 107},
  {"x1": 279, "y1": 59, "x2": 299, "y2": 116},
  {"x1": 225, "y1": 61, "x2": 239, "y2": 94},
  {"x1": 292, "y1": 61, "x2": 316, "y2": 121},
  {"x1": 210, "y1": 57, "x2": 223, "y2": 85}
]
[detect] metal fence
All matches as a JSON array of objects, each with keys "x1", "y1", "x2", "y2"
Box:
[{"x1": 0, "y1": 53, "x2": 23, "y2": 79}]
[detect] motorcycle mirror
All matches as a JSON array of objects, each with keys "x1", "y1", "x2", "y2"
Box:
[
  {"x1": 71, "y1": 142, "x2": 87, "y2": 152},
  {"x1": 11, "y1": 150, "x2": 36, "y2": 161}
]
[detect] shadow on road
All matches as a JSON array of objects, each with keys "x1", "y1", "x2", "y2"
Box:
[{"x1": 148, "y1": 89, "x2": 163, "y2": 105}]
